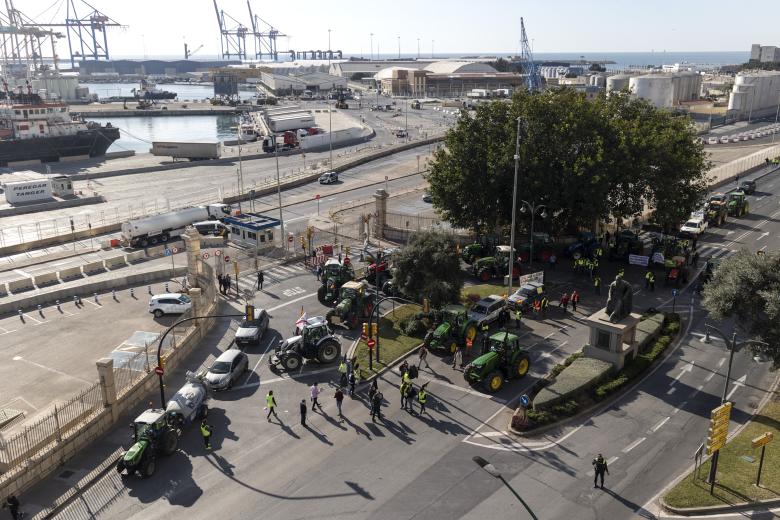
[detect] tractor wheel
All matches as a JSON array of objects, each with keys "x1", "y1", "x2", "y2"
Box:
[
  {"x1": 282, "y1": 353, "x2": 302, "y2": 371},
  {"x1": 116, "y1": 456, "x2": 126, "y2": 475},
  {"x1": 512, "y1": 355, "x2": 530, "y2": 379},
  {"x1": 317, "y1": 285, "x2": 328, "y2": 305},
  {"x1": 317, "y1": 339, "x2": 341, "y2": 364},
  {"x1": 483, "y1": 371, "x2": 504, "y2": 393},
  {"x1": 478, "y1": 269, "x2": 492, "y2": 282},
  {"x1": 141, "y1": 457, "x2": 156, "y2": 479},
  {"x1": 464, "y1": 323, "x2": 477, "y2": 343},
  {"x1": 161, "y1": 429, "x2": 178, "y2": 456},
  {"x1": 449, "y1": 340, "x2": 458, "y2": 354}
]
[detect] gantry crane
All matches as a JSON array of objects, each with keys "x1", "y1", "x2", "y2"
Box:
[
  {"x1": 213, "y1": 0, "x2": 247, "y2": 60},
  {"x1": 520, "y1": 17, "x2": 541, "y2": 92},
  {"x1": 246, "y1": 1, "x2": 286, "y2": 61}
]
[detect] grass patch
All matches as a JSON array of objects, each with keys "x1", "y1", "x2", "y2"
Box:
[
  {"x1": 461, "y1": 283, "x2": 508, "y2": 308},
  {"x1": 355, "y1": 304, "x2": 423, "y2": 379},
  {"x1": 664, "y1": 399, "x2": 780, "y2": 509}
]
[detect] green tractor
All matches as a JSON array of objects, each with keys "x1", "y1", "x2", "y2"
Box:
[
  {"x1": 116, "y1": 409, "x2": 180, "y2": 478},
  {"x1": 608, "y1": 230, "x2": 644, "y2": 261},
  {"x1": 461, "y1": 242, "x2": 494, "y2": 265},
  {"x1": 326, "y1": 280, "x2": 375, "y2": 329},
  {"x1": 727, "y1": 190, "x2": 749, "y2": 217},
  {"x1": 463, "y1": 332, "x2": 530, "y2": 393},
  {"x1": 705, "y1": 194, "x2": 729, "y2": 227},
  {"x1": 429, "y1": 304, "x2": 479, "y2": 354},
  {"x1": 472, "y1": 245, "x2": 521, "y2": 282},
  {"x1": 317, "y1": 258, "x2": 355, "y2": 305}
]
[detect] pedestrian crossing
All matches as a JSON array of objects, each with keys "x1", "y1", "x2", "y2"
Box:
[
  {"x1": 696, "y1": 243, "x2": 734, "y2": 261},
  {"x1": 233, "y1": 261, "x2": 314, "y2": 294}
]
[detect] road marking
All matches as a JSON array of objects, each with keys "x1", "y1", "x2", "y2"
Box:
[
  {"x1": 670, "y1": 362, "x2": 693, "y2": 386},
  {"x1": 233, "y1": 365, "x2": 334, "y2": 390},
  {"x1": 760, "y1": 244, "x2": 768, "y2": 252},
  {"x1": 757, "y1": 232, "x2": 769, "y2": 240},
  {"x1": 268, "y1": 292, "x2": 315, "y2": 312},
  {"x1": 725, "y1": 374, "x2": 747, "y2": 401},
  {"x1": 82, "y1": 298, "x2": 102, "y2": 308},
  {"x1": 674, "y1": 401, "x2": 688, "y2": 414},
  {"x1": 426, "y1": 378, "x2": 499, "y2": 400},
  {"x1": 704, "y1": 370, "x2": 716, "y2": 382},
  {"x1": 667, "y1": 387, "x2": 676, "y2": 395},
  {"x1": 21, "y1": 312, "x2": 42, "y2": 324},
  {"x1": 480, "y1": 431, "x2": 507, "y2": 438},
  {"x1": 622, "y1": 437, "x2": 647, "y2": 453},
  {"x1": 606, "y1": 456, "x2": 619, "y2": 466},
  {"x1": 651, "y1": 416, "x2": 670, "y2": 433},
  {"x1": 717, "y1": 357, "x2": 726, "y2": 368},
  {"x1": 242, "y1": 338, "x2": 276, "y2": 385},
  {"x1": 12, "y1": 356, "x2": 92, "y2": 383},
  {"x1": 540, "y1": 341, "x2": 568, "y2": 359}
]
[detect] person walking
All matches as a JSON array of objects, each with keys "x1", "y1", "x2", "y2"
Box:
[
  {"x1": 299, "y1": 399, "x2": 307, "y2": 426},
  {"x1": 371, "y1": 390, "x2": 383, "y2": 421},
  {"x1": 368, "y1": 379, "x2": 378, "y2": 403},
  {"x1": 571, "y1": 290, "x2": 580, "y2": 313},
  {"x1": 348, "y1": 371, "x2": 356, "y2": 397},
  {"x1": 225, "y1": 275, "x2": 232, "y2": 296},
  {"x1": 514, "y1": 308, "x2": 522, "y2": 328},
  {"x1": 315, "y1": 263, "x2": 323, "y2": 281},
  {"x1": 334, "y1": 387, "x2": 345, "y2": 417},
  {"x1": 218, "y1": 274, "x2": 225, "y2": 295},
  {"x1": 418, "y1": 344, "x2": 429, "y2": 369},
  {"x1": 559, "y1": 293, "x2": 569, "y2": 311},
  {"x1": 400, "y1": 379, "x2": 409, "y2": 409},
  {"x1": 648, "y1": 272, "x2": 656, "y2": 292},
  {"x1": 417, "y1": 384, "x2": 428, "y2": 414},
  {"x1": 4, "y1": 495, "x2": 21, "y2": 520},
  {"x1": 200, "y1": 418, "x2": 213, "y2": 451},
  {"x1": 541, "y1": 296, "x2": 549, "y2": 319},
  {"x1": 594, "y1": 275, "x2": 601, "y2": 294},
  {"x1": 266, "y1": 390, "x2": 278, "y2": 421},
  {"x1": 338, "y1": 358, "x2": 348, "y2": 387},
  {"x1": 256, "y1": 270, "x2": 264, "y2": 291},
  {"x1": 310, "y1": 382, "x2": 323, "y2": 412},
  {"x1": 406, "y1": 384, "x2": 418, "y2": 413},
  {"x1": 592, "y1": 454, "x2": 610, "y2": 488},
  {"x1": 452, "y1": 345, "x2": 463, "y2": 369}
]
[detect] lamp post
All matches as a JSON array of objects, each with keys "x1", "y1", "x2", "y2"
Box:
[
  {"x1": 508, "y1": 118, "x2": 521, "y2": 296},
  {"x1": 274, "y1": 138, "x2": 285, "y2": 249},
  {"x1": 329, "y1": 83, "x2": 333, "y2": 168},
  {"x1": 773, "y1": 89, "x2": 780, "y2": 144},
  {"x1": 472, "y1": 456, "x2": 538, "y2": 519},
  {"x1": 703, "y1": 324, "x2": 768, "y2": 486},
  {"x1": 519, "y1": 200, "x2": 547, "y2": 270}
]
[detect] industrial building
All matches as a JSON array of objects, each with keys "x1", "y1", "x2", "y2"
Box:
[
  {"x1": 78, "y1": 59, "x2": 240, "y2": 76},
  {"x1": 375, "y1": 67, "x2": 428, "y2": 96},
  {"x1": 329, "y1": 60, "x2": 431, "y2": 79},
  {"x1": 259, "y1": 71, "x2": 346, "y2": 95},
  {"x1": 728, "y1": 71, "x2": 780, "y2": 120},
  {"x1": 750, "y1": 44, "x2": 780, "y2": 64},
  {"x1": 627, "y1": 72, "x2": 702, "y2": 108}
]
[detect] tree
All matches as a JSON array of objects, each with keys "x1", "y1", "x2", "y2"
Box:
[
  {"x1": 426, "y1": 88, "x2": 710, "y2": 235},
  {"x1": 392, "y1": 231, "x2": 464, "y2": 308},
  {"x1": 702, "y1": 250, "x2": 780, "y2": 369}
]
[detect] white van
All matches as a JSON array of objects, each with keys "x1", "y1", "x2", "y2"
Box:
[{"x1": 193, "y1": 220, "x2": 228, "y2": 237}]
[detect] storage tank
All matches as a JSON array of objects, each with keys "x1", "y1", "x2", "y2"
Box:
[
  {"x1": 728, "y1": 71, "x2": 780, "y2": 118},
  {"x1": 629, "y1": 75, "x2": 674, "y2": 107},
  {"x1": 607, "y1": 74, "x2": 631, "y2": 93}
]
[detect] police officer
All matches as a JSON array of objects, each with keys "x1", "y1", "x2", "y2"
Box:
[
  {"x1": 266, "y1": 390, "x2": 278, "y2": 421},
  {"x1": 200, "y1": 418, "x2": 213, "y2": 450},
  {"x1": 593, "y1": 454, "x2": 610, "y2": 488}
]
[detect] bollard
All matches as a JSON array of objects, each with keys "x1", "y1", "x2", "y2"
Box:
[
  {"x1": 703, "y1": 329, "x2": 711, "y2": 344},
  {"x1": 112, "y1": 289, "x2": 117, "y2": 300},
  {"x1": 18, "y1": 309, "x2": 22, "y2": 317},
  {"x1": 130, "y1": 287, "x2": 135, "y2": 298},
  {"x1": 73, "y1": 295, "x2": 78, "y2": 304},
  {"x1": 94, "y1": 292, "x2": 99, "y2": 304},
  {"x1": 37, "y1": 304, "x2": 42, "y2": 314},
  {"x1": 56, "y1": 300, "x2": 60, "y2": 310},
  {"x1": 165, "y1": 282, "x2": 169, "y2": 293},
  {"x1": 148, "y1": 285, "x2": 152, "y2": 295}
]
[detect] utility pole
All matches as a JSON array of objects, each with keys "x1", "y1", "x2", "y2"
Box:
[
  {"x1": 274, "y1": 139, "x2": 285, "y2": 251},
  {"x1": 508, "y1": 118, "x2": 521, "y2": 296},
  {"x1": 773, "y1": 90, "x2": 780, "y2": 143},
  {"x1": 397, "y1": 36, "x2": 400, "y2": 59},
  {"x1": 329, "y1": 83, "x2": 333, "y2": 168},
  {"x1": 417, "y1": 38, "x2": 420, "y2": 59},
  {"x1": 370, "y1": 33, "x2": 373, "y2": 61}
]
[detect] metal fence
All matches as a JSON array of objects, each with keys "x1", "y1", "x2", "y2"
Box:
[
  {"x1": 384, "y1": 211, "x2": 465, "y2": 234},
  {"x1": 708, "y1": 144, "x2": 780, "y2": 186},
  {"x1": 0, "y1": 383, "x2": 104, "y2": 471}
]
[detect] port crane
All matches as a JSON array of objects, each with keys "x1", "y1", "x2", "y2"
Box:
[
  {"x1": 213, "y1": 0, "x2": 248, "y2": 60},
  {"x1": 184, "y1": 42, "x2": 204, "y2": 60},
  {"x1": 519, "y1": 17, "x2": 542, "y2": 91},
  {"x1": 246, "y1": 1, "x2": 286, "y2": 61}
]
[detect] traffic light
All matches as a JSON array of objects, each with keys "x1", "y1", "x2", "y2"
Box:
[
  {"x1": 371, "y1": 322, "x2": 378, "y2": 337},
  {"x1": 362, "y1": 323, "x2": 369, "y2": 339},
  {"x1": 299, "y1": 236, "x2": 306, "y2": 250},
  {"x1": 306, "y1": 226, "x2": 313, "y2": 239},
  {"x1": 245, "y1": 304, "x2": 255, "y2": 321}
]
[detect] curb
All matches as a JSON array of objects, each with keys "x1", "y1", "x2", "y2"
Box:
[
  {"x1": 508, "y1": 315, "x2": 684, "y2": 438},
  {"x1": 659, "y1": 496, "x2": 780, "y2": 517}
]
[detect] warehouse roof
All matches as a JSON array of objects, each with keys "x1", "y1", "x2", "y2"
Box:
[{"x1": 423, "y1": 61, "x2": 497, "y2": 74}]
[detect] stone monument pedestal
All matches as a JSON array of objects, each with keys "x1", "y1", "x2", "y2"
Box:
[{"x1": 582, "y1": 308, "x2": 642, "y2": 371}]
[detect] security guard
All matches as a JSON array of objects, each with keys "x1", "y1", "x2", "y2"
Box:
[
  {"x1": 592, "y1": 454, "x2": 610, "y2": 488},
  {"x1": 200, "y1": 419, "x2": 212, "y2": 450}
]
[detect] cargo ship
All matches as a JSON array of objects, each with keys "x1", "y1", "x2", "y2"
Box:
[
  {"x1": 0, "y1": 84, "x2": 120, "y2": 166},
  {"x1": 133, "y1": 78, "x2": 177, "y2": 101}
]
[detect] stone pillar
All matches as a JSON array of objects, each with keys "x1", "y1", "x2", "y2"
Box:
[
  {"x1": 182, "y1": 226, "x2": 202, "y2": 282},
  {"x1": 373, "y1": 189, "x2": 388, "y2": 238},
  {"x1": 189, "y1": 287, "x2": 202, "y2": 338},
  {"x1": 96, "y1": 358, "x2": 119, "y2": 422}
]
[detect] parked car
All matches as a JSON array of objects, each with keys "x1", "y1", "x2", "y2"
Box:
[
  {"x1": 719, "y1": 135, "x2": 730, "y2": 144},
  {"x1": 707, "y1": 136, "x2": 718, "y2": 145},
  {"x1": 234, "y1": 311, "x2": 270, "y2": 347},
  {"x1": 507, "y1": 282, "x2": 545, "y2": 311},
  {"x1": 204, "y1": 349, "x2": 248, "y2": 390},
  {"x1": 319, "y1": 171, "x2": 339, "y2": 184},
  {"x1": 739, "y1": 180, "x2": 756, "y2": 194},
  {"x1": 468, "y1": 295, "x2": 506, "y2": 327},
  {"x1": 679, "y1": 217, "x2": 708, "y2": 237},
  {"x1": 148, "y1": 293, "x2": 192, "y2": 318},
  {"x1": 422, "y1": 192, "x2": 432, "y2": 203}
]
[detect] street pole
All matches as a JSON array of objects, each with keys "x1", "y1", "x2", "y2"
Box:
[
  {"x1": 405, "y1": 97, "x2": 408, "y2": 141},
  {"x1": 370, "y1": 33, "x2": 373, "y2": 61},
  {"x1": 721, "y1": 331, "x2": 738, "y2": 404},
  {"x1": 274, "y1": 139, "x2": 285, "y2": 251},
  {"x1": 508, "y1": 118, "x2": 521, "y2": 296},
  {"x1": 773, "y1": 90, "x2": 780, "y2": 143},
  {"x1": 329, "y1": 85, "x2": 333, "y2": 168}
]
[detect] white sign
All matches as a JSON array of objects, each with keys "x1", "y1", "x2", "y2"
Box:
[
  {"x1": 629, "y1": 254, "x2": 650, "y2": 267},
  {"x1": 4, "y1": 179, "x2": 53, "y2": 205},
  {"x1": 172, "y1": 247, "x2": 178, "y2": 254},
  {"x1": 517, "y1": 270, "x2": 544, "y2": 286},
  {"x1": 652, "y1": 252, "x2": 665, "y2": 265}
]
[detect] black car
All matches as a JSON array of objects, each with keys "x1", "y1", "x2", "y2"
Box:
[
  {"x1": 234, "y1": 310, "x2": 270, "y2": 347},
  {"x1": 739, "y1": 180, "x2": 756, "y2": 194}
]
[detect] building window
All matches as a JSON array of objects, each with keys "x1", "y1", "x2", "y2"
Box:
[
  {"x1": 231, "y1": 226, "x2": 240, "y2": 235},
  {"x1": 247, "y1": 232, "x2": 257, "y2": 240}
]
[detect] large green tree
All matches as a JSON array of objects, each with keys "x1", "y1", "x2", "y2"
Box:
[
  {"x1": 702, "y1": 250, "x2": 780, "y2": 369},
  {"x1": 392, "y1": 231, "x2": 464, "y2": 308},
  {"x1": 425, "y1": 88, "x2": 710, "y2": 235}
]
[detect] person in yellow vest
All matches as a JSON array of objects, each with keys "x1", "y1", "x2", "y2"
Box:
[
  {"x1": 338, "y1": 359, "x2": 348, "y2": 387},
  {"x1": 200, "y1": 418, "x2": 212, "y2": 450},
  {"x1": 417, "y1": 384, "x2": 428, "y2": 414},
  {"x1": 266, "y1": 390, "x2": 278, "y2": 421}
]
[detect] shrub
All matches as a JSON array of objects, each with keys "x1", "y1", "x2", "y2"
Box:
[
  {"x1": 563, "y1": 352, "x2": 583, "y2": 367},
  {"x1": 550, "y1": 363, "x2": 566, "y2": 378},
  {"x1": 534, "y1": 357, "x2": 612, "y2": 410},
  {"x1": 527, "y1": 409, "x2": 556, "y2": 426},
  {"x1": 465, "y1": 293, "x2": 481, "y2": 305},
  {"x1": 551, "y1": 399, "x2": 579, "y2": 416},
  {"x1": 403, "y1": 318, "x2": 428, "y2": 337}
]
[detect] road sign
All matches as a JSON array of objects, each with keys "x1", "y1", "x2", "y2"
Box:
[
  {"x1": 215, "y1": 250, "x2": 222, "y2": 257},
  {"x1": 224, "y1": 255, "x2": 231, "y2": 262},
  {"x1": 672, "y1": 289, "x2": 679, "y2": 297},
  {"x1": 315, "y1": 194, "x2": 320, "y2": 200},
  {"x1": 752, "y1": 432, "x2": 774, "y2": 449},
  {"x1": 707, "y1": 402, "x2": 732, "y2": 455},
  {"x1": 154, "y1": 366, "x2": 164, "y2": 375},
  {"x1": 367, "y1": 339, "x2": 375, "y2": 349},
  {"x1": 233, "y1": 260, "x2": 239, "y2": 276},
  {"x1": 164, "y1": 248, "x2": 172, "y2": 257},
  {"x1": 202, "y1": 252, "x2": 210, "y2": 259},
  {"x1": 172, "y1": 247, "x2": 178, "y2": 254},
  {"x1": 520, "y1": 394, "x2": 530, "y2": 408}
]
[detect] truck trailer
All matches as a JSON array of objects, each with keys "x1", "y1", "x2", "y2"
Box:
[
  {"x1": 121, "y1": 203, "x2": 231, "y2": 247},
  {"x1": 150, "y1": 140, "x2": 223, "y2": 161}
]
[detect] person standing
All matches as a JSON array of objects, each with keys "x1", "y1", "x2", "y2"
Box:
[
  {"x1": 418, "y1": 344, "x2": 429, "y2": 369},
  {"x1": 225, "y1": 275, "x2": 232, "y2": 296},
  {"x1": 452, "y1": 345, "x2": 463, "y2": 369},
  {"x1": 368, "y1": 380, "x2": 378, "y2": 404},
  {"x1": 310, "y1": 382, "x2": 323, "y2": 412},
  {"x1": 348, "y1": 371, "x2": 356, "y2": 397},
  {"x1": 338, "y1": 358, "x2": 348, "y2": 387},
  {"x1": 514, "y1": 308, "x2": 522, "y2": 328},
  {"x1": 218, "y1": 274, "x2": 225, "y2": 295},
  {"x1": 316, "y1": 263, "x2": 323, "y2": 281},
  {"x1": 594, "y1": 275, "x2": 601, "y2": 294},
  {"x1": 334, "y1": 387, "x2": 345, "y2": 417},
  {"x1": 200, "y1": 418, "x2": 213, "y2": 451},
  {"x1": 417, "y1": 384, "x2": 428, "y2": 414},
  {"x1": 541, "y1": 296, "x2": 549, "y2": 319},
  {"x1": 371, "y1": 390, "x2": 383, "y2": 421},
  {"x1": 571, "y1": 290, "x2": 580, "y2": 313},
  {"x1": 549, "y1": 254, "x2": 557, "y2": 271},
  {"x1": 400, "y1": 380, "x2": 409, "y2": 409},
  {"x1": 256, "y1": 270, "x2": 264, "y2": 291},
  {"x1": 406, "y1": 384, "x2": 417, "y2": 413},
  {"x1": 299, "y1": 399, "x2": 308, "y2": 426},
  {"x1": 649, "y1": 272, "x2": 656, "y2": 292},
  {"x1": 592, "y1": 454, "x2": 610, "y2": 488},
  {"x1": 4, "y1": 495, "x2": 20, "y2": 520},
  {"x1": 266, "y1": 390, "x2": 278, "y2": 421}
]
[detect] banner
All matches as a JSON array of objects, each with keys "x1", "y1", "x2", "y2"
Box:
[
  {"x1": 652, "y1": 252, "x2": 665, "y2": 265},
  {"x1": 517, "y1": 270, "x2": 545, "y2": 286},
  {"x1": 628, "y1": 254, "x2": 650, "y2": 267}
]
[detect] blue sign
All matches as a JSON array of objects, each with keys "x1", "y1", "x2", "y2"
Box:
[
  {"x1": 164, "y1": 248, "x2": 172, "y2": 257},
  {"x1": 672, "y1": 289, "x2": 678, "y2": 297},
  {"x1": 520, "y1": 394, "x2": 530, "y2": 408}
]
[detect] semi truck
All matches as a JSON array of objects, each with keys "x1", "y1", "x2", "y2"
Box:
[
  {"x1": 262, "y1": 132, "x2": 298, "y2": 152},
  {"x1": 150, "y1": 140, "x2": 222, "y2": 161},
  {"x1": 121, "y1": 203, "x2": 231, "y2": 247}
]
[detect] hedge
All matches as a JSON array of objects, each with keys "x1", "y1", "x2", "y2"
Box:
[
  {"x1": 635, "y1": 312, "x2": 665, "y2": 351},
  {"x1": 533, "y1": 357, "x2": 613, "y2": 410}
]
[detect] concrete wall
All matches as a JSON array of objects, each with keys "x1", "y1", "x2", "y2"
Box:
[
  {"x1": 32, "y1": 272, "x2": 59, "y2": 287},
  {"x1": 7, "y1": 277, "x2": 34, "y2": 294},
  {"x1": 0, "y1": 196, "x2": 106, "y2": 218},
  {"x1": 125, "y1": 250, "x2": 146, "y2": 263},
  {"x1": 103, "y1": 255, "x2": 127, "y2": 270},
  {"x1": 58, "y1": 266, "x2": 83, "y2": 281},
  {"x1": 82, "y1": 261, "x2": 105, "y2": 275}
]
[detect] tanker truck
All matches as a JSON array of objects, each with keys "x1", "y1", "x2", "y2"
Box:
[{"x1": 121, "y1": 203, "x2": 231, "y2": 247}]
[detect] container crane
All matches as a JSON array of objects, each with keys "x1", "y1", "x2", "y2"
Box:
[
  {"x1": 519, "y1": 17, "x2": 541, "y2": 92},
  {"x1": 246, "y1": 1, "x2": 286, "y2": 61},
  {"x1": 213, "y1": 0, "x2": 247, "y2": 60},
  {"x1": 184, "y1": 42, "x2": 204, "y2": 60}
]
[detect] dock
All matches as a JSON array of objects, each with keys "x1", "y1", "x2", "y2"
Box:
[{"x1": 71, "y1": 101, "x2": 253, "y2": 118}]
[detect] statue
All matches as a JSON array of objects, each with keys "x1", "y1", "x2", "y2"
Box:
[{"x1": 605, "y1": 274, "x2": 633, "y2": 323}]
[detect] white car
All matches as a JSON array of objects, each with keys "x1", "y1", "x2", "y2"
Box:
[
  {"x1": 731, "y1": 135, "x2": 740, "y2": 143},
  {"x1": 679, "y1": 218, "x2": 708, "y2": 237},
  {"x1": 741, "y1": 134, "x2": 749, "y2": 141},
  {"x1": 720, "y1": 135, "x2": 730, "y2": 144},
  {"x1": 707, "y1": 136, "x2": 718, "y2": 145},
  {"x1": 467, "y1": 295, "x2": 506, "y2": 327},
  {"x1": 149, "y1": 293, "x2": 192, "y2": 318},
  {"x1": 318, "y1": 171, "x2": 338, "y2": 184}
]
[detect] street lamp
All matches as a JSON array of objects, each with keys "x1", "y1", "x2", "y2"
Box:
[
  {"x1": 508, "y1": 118, "x2": 521, "y2": 296},
  {"x1": 773, "y1": 89, "x2": 780, "y2": 144},
  {"x1": 472, "y1": 456, "x2": 538, "y2": 520},
  {"x1": 519, "y1": 200, "x2": 547, "y2": 263},
  {"x1": 703, "y1": 323, "x2": 768, "y2": 486}
]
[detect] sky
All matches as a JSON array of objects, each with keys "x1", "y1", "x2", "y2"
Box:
[{"x1": 19, "y1": 0, "x2": 780, "y2": 58}]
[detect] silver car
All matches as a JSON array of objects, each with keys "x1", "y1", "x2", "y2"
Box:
[
  {"x1": 468, "y1": 295, "x2": 506, "y2": 327},
  {"x1": 204, "y1": 349, "x2": 248, "y2": 390}
]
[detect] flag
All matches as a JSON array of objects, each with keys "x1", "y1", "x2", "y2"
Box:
[{"x1": 295, "y1": 307, "x2": 307, "y2": 328}]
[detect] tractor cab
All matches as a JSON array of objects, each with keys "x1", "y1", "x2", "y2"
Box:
[
  {"x1": 339, "y1": 280, "x2": 367, "y2": 300},
  {"x1": 132, "y1": 409, "x2": 170, "y2": 442},
  {"x1": 301, "y1": 316, "x2": 330, "y2": 344}
]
